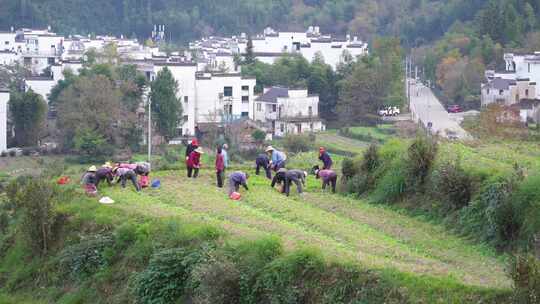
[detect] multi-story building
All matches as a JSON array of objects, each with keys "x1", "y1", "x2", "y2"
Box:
[
  {"x1": 504, "y1": 52, "x2": 540, "y2": 98},
  {"x1": 481, "y1": 77, "x2": 536, "y2": 107},
  {"x1": 133, "y1": 60, "x2": 256, "y2": 137},
  {"x1": 253, "y1": 87, "x2": 325, "y2": 136}
]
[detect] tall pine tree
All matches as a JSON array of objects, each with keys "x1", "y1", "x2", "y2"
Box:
[{"x1": 150, "y1": 67, "x2": 182, "y2": 140}]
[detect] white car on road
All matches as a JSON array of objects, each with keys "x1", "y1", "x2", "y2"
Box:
[{"x1": 378, "y1": 106, "x2": 400, "y2": 117}]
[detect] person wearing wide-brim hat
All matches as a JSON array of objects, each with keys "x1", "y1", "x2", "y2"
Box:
[
  {"x1": 187, "y1": 147, "x2": 204, "y2": 178},
  {"x1": 82, "y1": 166, "x2": 98, "y2": 196},
  {"x1": 266, "y1": 146, "x2": 287, "y2": 171}
]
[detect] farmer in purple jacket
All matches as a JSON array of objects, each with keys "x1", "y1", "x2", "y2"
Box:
[
  {"x1": 318, "y1": 147, "x2": 333, "y2": 170},
  {"x1": 228, "y1": 171, "x2": 249, "y2": 195},
  {"x1": 313, "y1": 165, "x2": 337, "y2": 193}
]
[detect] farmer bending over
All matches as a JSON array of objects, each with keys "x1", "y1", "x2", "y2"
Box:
[
  {"x1": 114, "y1": 167, "x2": 141, "y2": 192},
  {"x1": 228, "y1": 171, "x2": 249, "y2": 196},
  {"x1": 95, "y1": 162, "x2": 114, "y2": 187},
  {"x1": 313, "y1": 165, "x2": 337, "y2": 193},
  {"x1": 187, "y1": 147, "x2": 203, "y2": 178},
  {"x1": 255, "y1": 153, "x2": 272, "y2": 179}
]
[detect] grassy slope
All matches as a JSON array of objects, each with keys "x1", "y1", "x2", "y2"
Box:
[
  {"x1": 4, "y1": 130, "x2": 536, "y2": 302},
  {"x1": 88, "y1": 167, "x2": 510, "y2": 301}
]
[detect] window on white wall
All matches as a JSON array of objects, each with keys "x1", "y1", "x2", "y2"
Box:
[
  {"x1": 224, "y1": 86, "x2": 233, "y2": 97},
  {"x1": 257, "y1": 103, "x2": 262, "y2": 111},
  {"x1": 184, "y1": 96, "x2": 188, "y2": 103},
  {"x1": 242, "y1": 96, "x2": 249, "y2": 103}
]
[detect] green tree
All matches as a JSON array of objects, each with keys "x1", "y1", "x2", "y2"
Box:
[
  {"x1": 9, "y1": 89, "x2": 47, "y2": 147},
  {"x1": 57, "y1": 75, "x2": 135, "y2": 150},
  {"x1": 150, "y1": 67, "x2": 182, "y2": 140},
  {"x1": 245, "y1": 35, "x2": 255, "y2": 64}
]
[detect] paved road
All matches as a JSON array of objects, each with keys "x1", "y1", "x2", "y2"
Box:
[{"x1": 409, "y1": 81, "x2": 471, "y2": 140}]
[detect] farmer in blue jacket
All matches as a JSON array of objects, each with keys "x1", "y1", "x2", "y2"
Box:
[{"x1": 266, "y1": 146, "x2": 287, "y2": 171}]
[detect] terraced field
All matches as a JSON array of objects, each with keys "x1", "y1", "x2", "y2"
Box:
[{"x1": 97, "y1": 169, "x2": 511, "y2": 295}]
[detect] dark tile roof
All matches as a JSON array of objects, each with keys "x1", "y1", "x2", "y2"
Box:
[
  {"x1": 252, "y1": 52, "x2": 284, "y2": 57},
  {"x1": 256, "y1": 87, "x2": 289, "y2": 103},
  {"x1": 487, "y1": 78, "x2": 516, "y2": 90}
]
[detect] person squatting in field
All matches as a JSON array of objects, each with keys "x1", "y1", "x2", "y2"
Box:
[
  {"x1": 255, "y1": 153, "x2": 272, "y2": 179},
  {"x1": 228, "y1": 171, "x2": 249, "y2": 195},
  {"x1": 266, "y1": 146, "x2": 287, "y2": 171},
  {"x1": 313, "y1": 165, "x2": 337, "y2": 193},
  {"x1": 81, "y1": 165, "x2": 98, "y2": 195},
  {"x1": 271, "y1": 168, "x2": 307, "y2": 196}
]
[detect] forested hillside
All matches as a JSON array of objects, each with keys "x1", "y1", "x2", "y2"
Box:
[{"x1": 0, "y1": 0, "x2": 497, "y2": 44}]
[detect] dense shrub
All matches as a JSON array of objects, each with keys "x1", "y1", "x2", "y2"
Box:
[
  {"x1": 511, "y1": 174, "x2": 540, "y2": 249},
  {"x1": 346, "y1": 174, "x2": 370, "y2": 195},
  {"x1": 360, "y1": 143, "x2": 380, "y2": 174},
  {"x1": 484, "y1": 178, "x2": 522, "y2": 248},
  {"x1": 406, "y1": 135, "x2": 438, "y2": 189},
  {"x1": 341, "y1": 157, "x2": 357, "y2": 180},
  {"x1": 133, "y1": 245, "x2": 212, "y2": 304},
  {"x1": 251, "y1": 129, "x2": 266, "y2": 144},
  {"x1": 227, "y1": 237, "x2": 283, "y2": 302},
  {"x1": 7, "y1": 178, "x2": 59, "y2": 255},
  {"x1": 59, "y1": 234, "x2": 114, "y2": 280},
  {"x1": 189, "y1": 252, "x2": 241, "y2": 304},
  {"x1": 432, "y1": 159, "x2": 474, "y2": 211},
  {"x1": 252, "y1": 249, "x2": 325, "y2": 303},
  {"x1": 283, "y1": 134, "x2": 313, "y2": 153},
  {"x1": 371, "y1": 158, "x2": 407, "y2": 203},
  {"x1": 510, "y1": 254, "x2": 540, "y2": 303}
]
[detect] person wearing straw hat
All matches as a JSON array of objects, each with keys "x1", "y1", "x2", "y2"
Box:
[
  {"x1": 187, "y1": 146, "x2": 204, "y2": 178},
  {"x1": 82, "y1": 166, "x2": 98, "y2": 196},
  {"x1": 266, "y1": 146, "x2": 287, "y2": 171},
  {"x1": 95, "y1": 162, "x2": 114, "y2": 187}
]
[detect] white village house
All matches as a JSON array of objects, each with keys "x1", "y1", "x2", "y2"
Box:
[
  {"x1": 1, "y1": 25, "x2": 337, "y2": 149},
  {"x1": 132, "y1": 60, "x2": 256, "y2": 137},
  {"x1": 253, "y1": 87, "x2": 325, "y2": 137},
  {"x1": 481, "y1": 52, "x2": 540, "y2": 122},
  {"x1": 190, "y1": 26, "x2": 368, "y2": 71}
]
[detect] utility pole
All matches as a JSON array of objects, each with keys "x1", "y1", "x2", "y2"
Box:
[{"x1": 147, "y1": 89, "x2": 152, "y2": 169}]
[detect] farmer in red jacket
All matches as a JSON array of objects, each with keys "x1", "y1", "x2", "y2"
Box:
[
  {"x1": 215, "y1": 146, "x2": 225, "y2": 187},
  {"x1": 187, "y1": 147, "x2": 203, "y2": 178}
]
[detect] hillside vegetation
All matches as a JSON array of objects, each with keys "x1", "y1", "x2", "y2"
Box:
[
  {"x1": 0, "y1": 0, "x2": 496, "y2": 43},
  {"x1": 0, "y1": 167, "x2": 511, "y2": 303}
]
